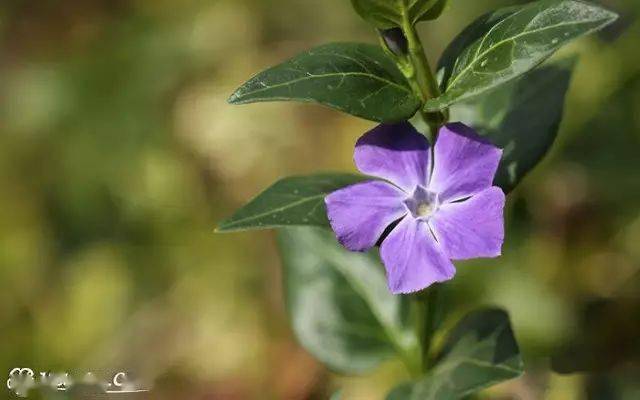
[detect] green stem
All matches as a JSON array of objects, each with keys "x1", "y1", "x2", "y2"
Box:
[
  {"x1": 418, "y1": 286, "x2": 441, "y2": 370},
  {"x1": 399, "y1": 13, "x2": 450, "y2": 374},
  {"x1": 402, "y1": 17, "x2": 440, "y2": 102},
  {"x1": 374, "y1": 18, "x2": 455, "y2": 384},
  {"x1": 379, "y1": 14, "x2": 450, "y2": 374},
  {"x1": 400, "y1": 12, "x2": 447, "y2": 141},
  {"x1": 379, "y1": 15, "x2": 447, "y2": 141}
]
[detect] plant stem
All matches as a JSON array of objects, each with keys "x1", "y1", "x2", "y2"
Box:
[
  {"x1": 400, "y1": 12, "x2": 447, "y2": 140},
  {"x1": 379, "y1": 15, "x2": 449, "y2": 374},
  {"x1": 418, "y1": 285, "x2": 441, "y2": 370},
  {"x1": 402, "y1": 18, "x2": 440, "y2": 103},
  {"x1": 379, "y1": 15, "x2": 447, "y2": 141}
]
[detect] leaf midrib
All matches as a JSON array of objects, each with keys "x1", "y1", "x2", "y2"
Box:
[
  {"x1": 233, "y1": 71, "x2": 412, "y2": 101},
  {"x1": 426, "y1": 360, "x2": 522, "y2": 400},
  {"x1": 415, "y1": 322, "x2": 523, "y2": 399},
  {"x1": 218, "y1": 194, "x2": 326, "y2": 231},
  {"x1": 446, "y1": 17, "x2": 609, "y2": 91}
]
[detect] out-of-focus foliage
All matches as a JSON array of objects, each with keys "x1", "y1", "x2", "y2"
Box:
[
  {"x1": 0, "y1": 0, "x2": 639, "y2": 399},
  {"x1": 387, "y1": 309, "x2": 523, "y2": 400},
  {"x1": 278, "y1": 227, "x2": 419, "y2": 375}
]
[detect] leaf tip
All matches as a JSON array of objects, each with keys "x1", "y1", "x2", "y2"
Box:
[
  {"x1": 604, "y1": 9, "x2": 620, "y2": 24},
  {"x1": 585, "y1": 1, "x2": 619, "y2": 25},
  {"x1": 214, "y1": 222, "x2": 230, "y2": 233},
  {"x1": 227, "y1": 91, "x2": 242, "y2": 104}
]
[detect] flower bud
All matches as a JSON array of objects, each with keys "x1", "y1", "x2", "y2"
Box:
[{"x1": 380, "y1": 27, "x2": 408, "y2": 56}]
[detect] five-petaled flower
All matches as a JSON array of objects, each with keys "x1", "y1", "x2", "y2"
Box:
[{"x1": 325, "y1": 122, "x2": 505, "y2": 294}]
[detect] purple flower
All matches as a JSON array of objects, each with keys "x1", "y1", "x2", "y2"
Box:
[{"x1": 325, "y1": 122, "x2": 505, "y2": 294}]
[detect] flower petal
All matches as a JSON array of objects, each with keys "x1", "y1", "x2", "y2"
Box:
[
  {"x1": 354, "y1": 122, "x2": 431, "y2": 192},
  {"x1": 325, "y1": 180, "x2": 407, "y2": 252},
  {"x1": 380, "y1": 217, "x2": 455, "y2": 294},
  {"x1": 429, "y1": 122, "x2": 502, "y2": 202},
  {"x1": 429, "y1": 186, "x2": 505, "y2": 260}
]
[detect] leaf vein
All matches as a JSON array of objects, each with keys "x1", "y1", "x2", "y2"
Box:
[
  {"x1": 447, "y1": 17, "x2": 609, "y2": 90},
  {"x1": 235, "y1": 71, "x2": 411, "y2": 100}
]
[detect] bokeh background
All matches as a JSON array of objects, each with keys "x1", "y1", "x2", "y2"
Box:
[{"x1": 1, "y1": 0, "x2": 639, "y2": 399}]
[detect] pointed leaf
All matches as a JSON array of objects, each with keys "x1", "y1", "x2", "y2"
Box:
[
  {"x1": 426, "y1": 0, "x2": 617, "y2": 111},
  {"x1": 229, "y1": 43, "x2": 420, "y2": 122},
  {"x1": 278, "y1": 227, "x2": 419, "y2": 374},
  {"x1": 216, "y1": 174, "x2": 369, "y2": 232},
  {"x1": 451, "y1": 58, "x2": 575, "y2": 193},
  {"x1": 387, "y1": 308, "x2": 523, "y2": 400}
]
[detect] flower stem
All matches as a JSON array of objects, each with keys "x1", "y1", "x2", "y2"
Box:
[
  {"x1": 379, "y1": 14, "x2": 449, "y2": 376},
  {"x1": 417, "y1": 285, "x2": 441, "y2": 370},
  {"x1": 379, "y1": 20, "x2": 448, "y2": 374},
  {"x1": 396, "y1": 14, "x2": 448, "y2": 373}
]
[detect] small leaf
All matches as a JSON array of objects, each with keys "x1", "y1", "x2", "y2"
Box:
[
  {"x1": 386, "y1": 308, "x2": 523, "y2": 400},
  {"x1": 416, "y1": 0, "x2": 448, "y2": 23},
  {"x1": 278, "y1": 227, "x2": 419, "y2": 374},
  {"x1": 426, "y1": 0, "x2": 617, "y2": 111},
  {"x1": 229, "y1": 43, "x2": 420, "y2": 123},
  {"x1": 450, "y1": 58, "x2": 575, "y2": 193},
  {"x1": 216, "y1": 174, "x2": 369, "y2": 232},
  {"x1": 351, "y1": 0, "x2": 448, "y2": 28}
]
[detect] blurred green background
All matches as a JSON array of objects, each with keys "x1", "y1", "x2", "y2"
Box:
[{"x1": 0, "y1": 0, "x2": 639, "y2": 399}]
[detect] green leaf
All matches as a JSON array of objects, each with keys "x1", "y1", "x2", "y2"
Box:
[
  {"x1": 450, "y1": 58, "x2": 576, "y2": 193},
  {"x1": 216, "y1": 173, "x2": 369, "y2": 232},
  {"x1": 351, "y1": 0, "x2": 448, "y2": 28},
  {"x1": 416, "y1": 0, "x2": 448, "y2": 23},
  {"x1": 228, "y1": 42, "x2": 420, "y2": 123},
  {"x1": 426, "y1": 0, "x2": 617, "y2": 111},
  {"x1": 278, "y1": 227, "x2": 419, "y2": 374},
  {"x1": 386, "y1": 383, "x2": 414, "y2": 400},
  {"x1": 386, "y1": 308, "x2": 523, "y2": 400}
]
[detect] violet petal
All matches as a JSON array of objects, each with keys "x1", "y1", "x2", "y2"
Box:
[
  {"x1": 380, "y1": 217, "x2": 455, "y2": 294},
  {"x1": 354, "y1": 122, "x2": 431, "y2": 192},
  {"x1": 430, "y1": 186, "x2": 505, "y2": 260},
  {"x1": 429, "y1": 122, "x2": 502, "y2": 202},
  {"x1": 325, "y1": 180, "x2": 407, "y2": 252}
]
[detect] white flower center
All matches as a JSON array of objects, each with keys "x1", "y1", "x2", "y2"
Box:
[
  {"x1": 404, "y1": 185, "x2": 439, "y2": 220},
  {"x1": 417, "y1": 202, "x2": 435, "y2": 217}
]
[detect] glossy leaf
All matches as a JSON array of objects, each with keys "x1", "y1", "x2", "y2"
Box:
[
  {"x1": 416, "y1": 0, "x2": 448, "y2": 23},
  {"x1": 351, "y1": 0, "x2": 448, "y2": 28},
  {"x1": 228, "y1": 43, "x2": 420, "y2": 122},
  {"x1": 450, "y1": 58, "x2": 575, "y2": 193},
  {"x1": 278, "y1": 227, "x2": 419, "y2": 374},
  {"x1": 425, "y1": 0, "x2": 617, "y2": 111},
  {"x1": 216, "y1": 174, "x2": 369, "y2": 232},
  {"x1": 386, "y1": 309, "x2": 523, "y2": 400}
]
